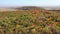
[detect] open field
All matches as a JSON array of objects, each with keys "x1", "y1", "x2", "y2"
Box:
[{"x1": 0, "y1": 9, "x2": 60, "y2": 34}]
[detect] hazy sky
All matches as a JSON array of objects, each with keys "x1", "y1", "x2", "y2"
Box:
[{"x1": 0, "y1": 0, "x2": 60, "y2": 7}]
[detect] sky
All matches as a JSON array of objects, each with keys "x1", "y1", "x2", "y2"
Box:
[{"x1": 0, "y1": 0, "x2": 60, "y2": 7}]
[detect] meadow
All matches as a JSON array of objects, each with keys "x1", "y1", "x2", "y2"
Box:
[{"x1": 0, "y1": 9, "x2": 60, "y2": 34}]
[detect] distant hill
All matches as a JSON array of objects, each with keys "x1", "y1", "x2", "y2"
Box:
[
  {"x1": 13, "y1": 6, "x2": 60, "y2": 10},
  {"x1": 0, "y1": 6, "x2": 60, "y2": 11},
  {"x1": 15, "y1": 6, "x2": 45, "y2": 10},
  {"x1": 0, "y1": 6, "x2": 46, "y2": 11}
]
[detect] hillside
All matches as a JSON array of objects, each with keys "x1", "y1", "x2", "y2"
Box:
[{"x1": 0, "y1": 7, "x2": 60, "y2": 34}]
